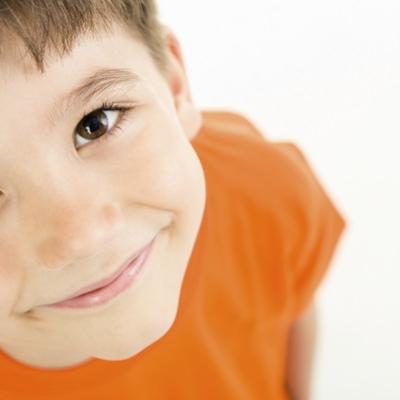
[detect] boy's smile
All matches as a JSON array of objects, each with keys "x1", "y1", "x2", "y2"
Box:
[
  {"x1": 39, "y1": 231, "x2": 158, "y2": 309},
  {"x1": 0, "y1": 23, "x2": 206, "y2": 369}
]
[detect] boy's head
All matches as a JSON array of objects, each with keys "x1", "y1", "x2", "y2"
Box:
[{"x1": 0, "y1": 0, "x2": 206, "y2": 369}]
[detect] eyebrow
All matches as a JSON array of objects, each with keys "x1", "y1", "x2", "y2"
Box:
[{"x1": 47, "y1": 67, "x2": 140, "y2": 128}]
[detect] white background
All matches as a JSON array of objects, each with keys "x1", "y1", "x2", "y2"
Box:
[{"x1": 158, "y1": 1, "x2": 400, "y2": 399}]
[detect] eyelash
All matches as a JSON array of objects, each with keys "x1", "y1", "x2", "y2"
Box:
[{"x1": 76, "y1": 101, "x2": 132, "y2": 148}]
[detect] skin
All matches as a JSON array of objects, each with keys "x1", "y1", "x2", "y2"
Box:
[
  {"x1": 286, "y1": 300, "x2": 318, "y2": 400},
  {"x1": 0, "y1": 23, "x2": 206, "y2": 369}
]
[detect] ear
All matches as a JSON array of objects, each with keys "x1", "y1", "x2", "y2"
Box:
[{"x1": 161, "y1": 26, "x2": 202, "y2": 140}]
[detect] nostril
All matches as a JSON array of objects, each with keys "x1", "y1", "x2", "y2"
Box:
[
  {"x1": 0, "y1": 189, "x2": 15, "y2": 203},
  {"x1": 0, "y1": 190, "x2": 9, "y2": 207}
]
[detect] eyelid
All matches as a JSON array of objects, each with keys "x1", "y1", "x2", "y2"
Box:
[
  {"x1": 79, "y1": 98, "x2": 137, "y2": 122},
  {"x1": 74, "y1": 102, "x2": 134, "y2": 149}
]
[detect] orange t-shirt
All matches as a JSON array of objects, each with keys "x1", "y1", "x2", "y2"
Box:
[{"x1": 0, "y1": 111, "x2": 346, "y2": 399}]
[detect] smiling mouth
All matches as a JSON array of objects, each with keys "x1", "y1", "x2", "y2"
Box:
[
  {"x1": 64, "y1": 243, "x2": 150, "y2": 300},
  {"x1": 37, "y1": 235, "x2": 157, "y2": 310}
]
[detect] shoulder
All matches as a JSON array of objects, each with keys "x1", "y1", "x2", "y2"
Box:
[
  {"x1": 196, "y1": 110, "x2": 266, "y2": 140},
  {"x1": 192, "y1": 110, "x2": 345, "y2": 240},
  {"x1": 192, "y1": 110, "x2": 316, "y2": 211},
  {"x1": 191, "y1": 110, "x2": 346, "y2": 320}
]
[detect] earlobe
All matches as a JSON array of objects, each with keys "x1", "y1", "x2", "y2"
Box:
[{"x1": 176, "y1": 95, "x2": 203, "y2": 140}]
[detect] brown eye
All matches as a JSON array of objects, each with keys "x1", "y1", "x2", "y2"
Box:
[
  {"x1": 74, "y1": 109, "x2": 119, "y2": 149},
  {"x1": 77, "y1": 110, "x2": 108, "y2": 139}
]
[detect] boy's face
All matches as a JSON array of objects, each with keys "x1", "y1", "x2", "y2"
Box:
[{"x1": 0, "y1": 23, "x2": 206, "y2": 369}]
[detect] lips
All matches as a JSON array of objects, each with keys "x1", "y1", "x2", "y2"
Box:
[{"x1": 48, "y1": 238, "x2": 154, "y2": 305}]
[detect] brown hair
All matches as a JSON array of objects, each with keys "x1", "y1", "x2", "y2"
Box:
[{"x1": 0, "y1": 0, "x2": 167, "y2": 74}]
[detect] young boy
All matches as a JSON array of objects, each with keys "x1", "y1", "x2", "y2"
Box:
[{"x1": 0, "y1": 1, "x2": 346, "y2": 399}]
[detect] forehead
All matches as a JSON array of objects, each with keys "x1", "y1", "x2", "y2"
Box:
[{"x1": 0, "y1": 23, "x2": 150, "y2": 83}]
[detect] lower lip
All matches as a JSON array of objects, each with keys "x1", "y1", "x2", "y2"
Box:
[{"x1": 47, "y1": 236, "x2": 156, "y2": 309}]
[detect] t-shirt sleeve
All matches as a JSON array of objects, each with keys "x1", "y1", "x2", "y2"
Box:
[
  {"x1": 197, "y1": 110, "x2": 347, "y2": 321},
  {"x1": 275, "y1": 142, "x2": 347, "y2": 320}
]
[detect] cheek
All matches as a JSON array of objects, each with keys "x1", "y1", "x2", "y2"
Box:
[
  {"x1": 0, "y1": 244, "x2": 23, "y2": 316},
  {"x1": 110, "y1": 123, "x2": 200, "y2": 212}
]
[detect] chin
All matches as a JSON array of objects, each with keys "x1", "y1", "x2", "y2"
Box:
[
  {"x1": 91, "y1": 313, "x2": 177, "y2": 362},
  {"x1": 92, "y1": 329, "x2": 171, "y2": 362}
]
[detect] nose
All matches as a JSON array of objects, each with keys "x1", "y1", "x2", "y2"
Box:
[
  {"x1": 34, "y1": 201, "x2": 123, "y2": 270},
  {"x1": 30, "y1": 198, "x2": 123, "y2": 271}
]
